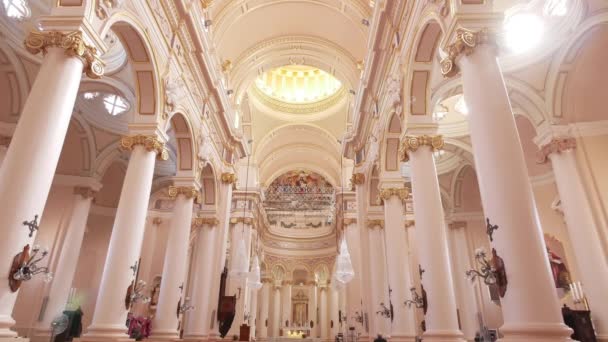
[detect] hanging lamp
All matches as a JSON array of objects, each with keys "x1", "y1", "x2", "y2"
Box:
[
  {"x1": 334, "y1": 238, "x2": 355, "y2": 285},
  {"x1": 248, "y1": 254, "x2": 263, "y2": 290}
]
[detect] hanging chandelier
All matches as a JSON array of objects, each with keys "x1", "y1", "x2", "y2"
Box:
[
  {"x1": 334, "y1": 238, "x2": 355, "y2": 285},
  {"x1": 248, "y1": 254, "x2": 263, "y2": 290},
  {"x1": 229, "y1": 237, "x2": 250, "y2": 280}
]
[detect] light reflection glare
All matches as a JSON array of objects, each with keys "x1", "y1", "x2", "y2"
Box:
[{"x1": 504, "y1": 13, "x2": 545, "y2": 53}]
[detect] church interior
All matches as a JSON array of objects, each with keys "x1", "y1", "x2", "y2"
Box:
[{"x1": 0, "y1": 0, "x2": 607, "y2": 342}]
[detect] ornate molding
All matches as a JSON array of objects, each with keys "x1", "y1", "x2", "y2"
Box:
[
  {"x1": 440, "y1": 28, "x2": 492, "y2": 78},
  {"x1": 448, "y1": 221, "x2": 467, "y2": 229},
  {"x1": 221, "y1": 172, "x2": 237, "y2": 185},
  {"x1": 536, "y1": 138, "x2": 576, "y2": 164},
  {"x1": 120, "y1": 135, "x2": 169, "y2": 160},
  {"x1": 350, "y1": 173, "x2": 365, "y2": 186},
  {"x1": 192, "y1": 217, "x2": 219, "y2": 227},
  {"x1": 377, "y1": 187, "x2": 410, "y2": 205},
  {"x1": 230, "y1": 217, "x2": 253, "y2": 225},
  {"x1": 168, "y1": 186, "x2": 201, "y2": 203},
  {"x1": 367, "y1": 219, "x2": 384, "y2": 229},
  {"x1": 25, "y1": 31, "x2": 105, "y2": 79},
  {"x1": 400, "y1": 135, "x2": 444, "y2": 162},
  {"x1": 73, "y1": 186, "x2": 97, "y2": 199},
  {"x1": 343, "y1": 218, "x2": 357, "y2": 226}
]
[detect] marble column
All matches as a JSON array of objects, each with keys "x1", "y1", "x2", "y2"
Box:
[
  {"x1": 379, "y1": 188, "x2": 417, "y2": 342},
  {"x1": 257, "y1": 281, "x2": 271, "y2": 340},
  {"x1": 150, "y1": 186, "x2": 198, "y2": 340},
  {"x1": 0, "y1": 31, "x2": 104, "y2": 337},
  {"x1": 183, "y1": 218, "x2": 219, "y2": 341},
  {"x1": 442, "y1": 28, "x2": 572, "y2": 340},
  {"x1": 33, "y1": 186, "x2": 98, "y2": 341},
  {"x1": 537, "y1": 135, "x2": 608, "y2": 340},
  {"x1": 227, "y1": 218, "x2": 253, "y2": 336},
  {"x1": 272, "y1": 286, "x2": 282, "y2": 337},
  {"x1": 401, "y1": 135, "x2": 464, "y2": 341},
  {"x1": 281, "y1": 282, "x2": 292, "y2": 328},
  {"x1": 447, "y1": 221, "x2": 479, "y2": 341},
  {"x1": 367, "y1": 221, "x2": 390, "y2": 338},
  {"x1": 207, "y1": 174, "x2": 235, "y2": 341},
  {"x1": 330, "y1": 286, "x2": 340, "y2": 338},
  {"x1": 352, "y1": 173, "x2": 372, "y2": 341},
  {"x1": 343, "y1": 219, "x2": 364, "y2": 335},
  {"x1": 319, "y1": 286, "x2": 329, "y2": 340},
  {"x1": 83, "y1": 135, "x2": 167, "y2": 340}
]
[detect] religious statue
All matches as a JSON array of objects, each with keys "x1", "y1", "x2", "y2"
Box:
[{"x1": 547, "y1": 247, "x2": 572, "y2": 289}]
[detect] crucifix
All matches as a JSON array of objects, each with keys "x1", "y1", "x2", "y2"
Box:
[
  {"x1": 23, "y1": 215, "x2": 39, "y2": 238},
  {"x1": 486, "y1": 218, "x2": 499, "y2": 242}
]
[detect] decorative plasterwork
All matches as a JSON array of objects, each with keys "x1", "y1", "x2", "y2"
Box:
[
  {"x1": 367, "y1": 219, "x2": 384, "y2": 229},
  {"x1": 400, "y1": 135, "x2": 445, "y2": 162},
  {"x1": 120, "y1": 135, "x2": 169, "y2": 161},
  {"x1": 377, "y1": 187, "x2": 410, "y2": 205},
  {"x1": 440, "y1": 28, "x2": 493, "y2": 78},
  {"x1": 250, "y1": 85, "x2": 347, "y2": 115},
  {"x1": 192, "y1": 217, "x2": 219, "y2": 227},
  {"x1": 536, "y1": 138, "x2": 576, "y2": 164}
]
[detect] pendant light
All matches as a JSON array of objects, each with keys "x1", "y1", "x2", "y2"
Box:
[
  {"x1": 230, "y1": 155, "x2": 252, "y2": 280},
  {"x1": 334, "y1": 238, "x2": 355, "y2": 285},
  {"x1": 248, "y1": 254, "x2": 263, "y2": 290}
]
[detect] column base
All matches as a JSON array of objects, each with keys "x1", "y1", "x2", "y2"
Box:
[
  {"x1": 422, "y1": 329, "x2": 465, "y2": 342},
  {"x1": 77, "y1": 323, "x2": 130, "y2": 342},
  {"x1": 387, "y1": 334, "x2": 416, "y2": 342},
  {"x1": 182, "y1": 333, "x2": 208, "y2": 342},
  {"x1": 148, "y1": 329, "x2": 180, "y2": 341},
  {"x1": 0, "y1": 338, "x2": 29, "y2": 342},
  {"x1": 499, "y1": 322, "x2": 573, "y2": 341}
]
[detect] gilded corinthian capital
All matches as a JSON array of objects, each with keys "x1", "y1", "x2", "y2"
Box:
[
  {"x1": 221, "y1": 172, "x2": 237, "y2": 184},
  {"x1": 192, "y1": 217, "x2": 219, "y2": 227},
  {"x1": 120, "y1": 135, "x2": 169, "y2": 160},
  {"x1": 367, "y1": 219, "x2": 384, "y2": 229},
  {"x1": 25, "y1": 31, "x2": 105, "y2": 79},
  {"x1": 440, "y1": 28, "x2": 491, "y2": 78},
  {"x1": 399, "y1": 135, "x2": 444, "y2": 162},
  {"x1": 536, "y1": 138, "x2": 577, "y2": 164},
  {"x1": 350, "y1": 173, "x2": 365, "y2": 186},
  {"x1": 377, "y1": 187, "x2": 410, "y2": 205},
  {"x1": 74, "y1": 186, "x2": 97, "y2": 199},
  {"x1": 168, "y1": 186, "x2": 200, "y2": 202}
]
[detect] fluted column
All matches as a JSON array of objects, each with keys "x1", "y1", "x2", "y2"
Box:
[
  {"x1": 272, "y1": 286, "x2": 282, "y2": 337},
  {"x1": 401, "y1": 135, "x2": 463, "y2": 341},
  {"x1": 367, "y1": 221, "x2": 390, "y2": 338},
  {"x1": 32, "y1": 186, "x2": 98, "y2": 341},
  {"x1": 150, "y1": 186, "x2": 199, "y2": 340},
  {"x1": 83, "y1": 135, "x2": 167, "y2": 340},
  {"x1": 442, "y1": 28, "x2": 572, "y2": 340},
  {"x1": 537, "y1": 135, "x2": 608, "y2": 340},
  {"x1": 0, "y1": 31, "x2": 104, "y2": 337},
  {"x1": 447, "y1": 221, "x2": 479, "y2": 341},
  {"x1": 379, "y1": 188, "x2": 417, "y2": 342},
  {"x1": 257, "y1": 281, "x2": 271, "y2": 340},
  {"x1": 319, "y1": 286, "x2": 329, "y2": 340},
  {"x1": 207, "y1": 173, "x2": 235, "y2": 341}
]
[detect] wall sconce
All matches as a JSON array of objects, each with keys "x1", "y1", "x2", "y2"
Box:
[
  {"x1": 376, "y1": 303, "x2": 393, "y2": 320},
  {"x1": 130, "y1": 280, "x2": 151, "y2": 305},
  {"x1": 404, "y1": 287, "x2": 424, "y2": 309},
  {"x1": 466, "y1": 248, "x2": 497, "y2": 285},
  {"x1": 179, "y1": 297, "x2": 195, "y2": 314},
  {"x1": 9, "y1": 245, "x2": 52, "y2": 292}
]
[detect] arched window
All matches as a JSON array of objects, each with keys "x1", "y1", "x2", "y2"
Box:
[
  {"x1": 83, "y1": 92, "x2": 130, "y2": 116},
  {"x1": 2, "y1": 0, "x2": 30, "y2": 19}
]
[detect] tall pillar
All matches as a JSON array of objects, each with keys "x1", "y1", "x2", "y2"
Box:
[
  {"x1": 207, "y1": 173, "x2": 235, "y2": 341},
  {"x1": 183, "y1": 218, "x2": 220, "y2": 341},
  {"x1": 401, "y1": 135, "x2": 463, "y2": 341},
  {"x1": 83, "y1": 135, "x2": 167, "y2": 340},
  {"x1": 441, "y1": 28, "x2": 572, "y2": 340},
  {"x1": 281, "y1": 282, "x2": 292, "y2": 328},
  {"x1": 257, "y1": 281, "x2": 271, "y2": 340},
  {"x1": 272, "y1": 286, "x2": 282, "y2": 337},
  {"x1": 367, "y1": 221, "x2": 390, "y2": 338},
  {"x1": 33, "y1": 186, "x2": 98, "y2": 341},
  {"x1": 537, "y1": 134, "x2": 608, "y2": 340},
  {"x1": 0, "y1": 31, "x2": 104, "y2": 337},
  {"x1": 379, "y1": 188, "x2": 416, "y2": 342},
  {"x1": 330, "y1": 286, "x2": 340, "y2": 338},
  {"x1": 352, "y1": 173, "x2": 371, "y2": 341},
  {"x1": 343, "y1": 219, "x2": 364, "y2": 335},
  {"x1": 447, "y1": 221, "x2": 479, "y2": 341},
  {"x1": 319, "y1": 286, "x2": 329, "y2": 340},
  {"x1": 150, "y1": 186, "x2": 199, "y2": 340}
]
